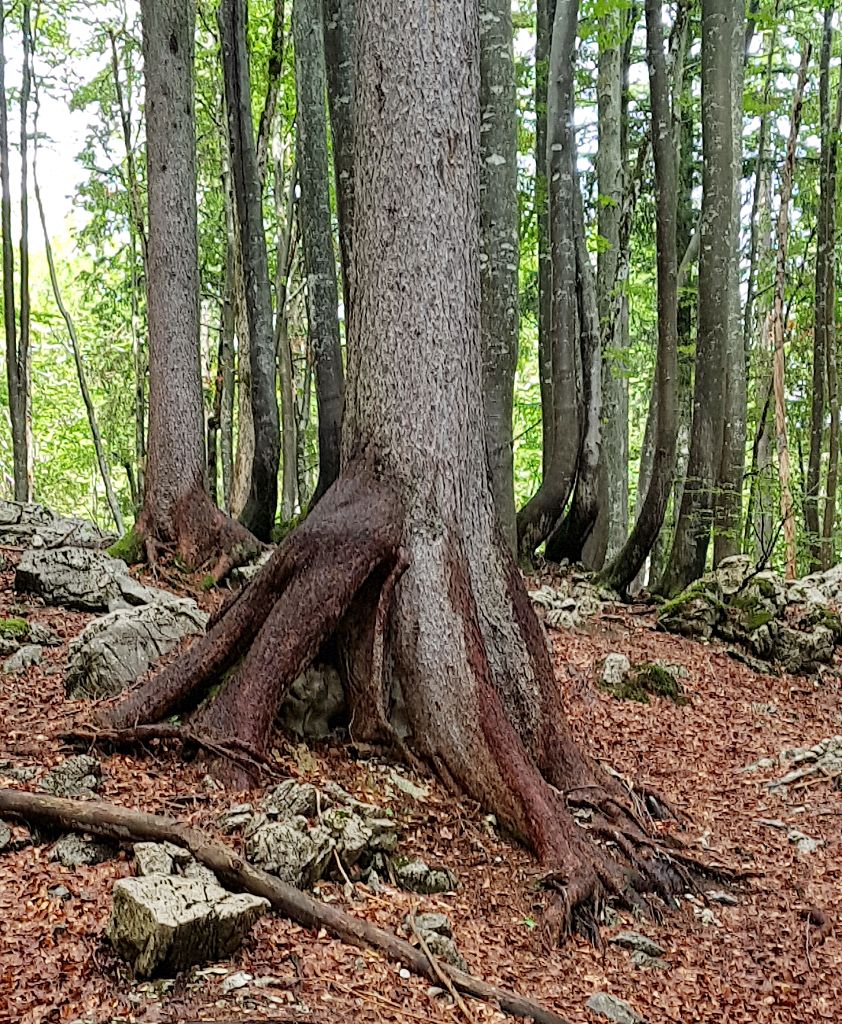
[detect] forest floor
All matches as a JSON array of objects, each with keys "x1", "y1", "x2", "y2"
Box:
[{"x1": 0, "y1": 553, "x2": 840, "y2": 1024}]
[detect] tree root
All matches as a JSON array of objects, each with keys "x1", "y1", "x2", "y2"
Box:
[{"x1": 0, "y1": 789, "x2": 570, "y2": 1024}]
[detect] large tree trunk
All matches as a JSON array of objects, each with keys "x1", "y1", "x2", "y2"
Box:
[
  {"x1": 598, "y1": 0, "x2": 679, "y2": 594},
  {"x1": 663, "y1": 0, "x2": 734, "y2": 594},
  {"x1": 294, "y1": 0, "x2": 345, "y2": 507},
  {"x1": 479, "y1": 0, "x2": 519, "y2": 550},
  {"x1": 516, "y1": 0, "x2": 580, "y2": 560},
  {"x1": 535, "y1": 0, "x2": 555, "y2": 476},
  {"x1": 136, "y1": 0, "x2": 260, "y2": 575},
  {"x1": 219, "y1": 0, "x2": 281, "y2": 541},
  {"x1": 103, "y1": 0, "x2": 712, "y2": 935}
]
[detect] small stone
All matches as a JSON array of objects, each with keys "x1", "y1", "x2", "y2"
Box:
[
  {"x1": 399, "y1": 968, "x2": 411, "y2": 980},
  {"x1": 707, "y1": 890, "x2": 738, "y2": 906},
  {"x1": 27, "y1": 622, "x2": 60, "y2": 646},
  {"x1": 586, "y1": 991, "x2": 647, "y2": 1024},
  {"x1": 1, "y1": 765, "x2": 37, "y2": 782},
  {"x1": 261, "y1": 780, "x2": 321, "y2": 820},
  {"x1": 48, "y1": 884, "x2": 71, "y2": 901},
  {"x1": 630, "y1": 951, "x2": 668, "y2": 970},
  {"x1": 40, "y1": 755, "x2": 101, "y2": 797},
  {"x1": 221, "y1": 971, "x2": 253, "y2": 993},
  {"x1": 601, "y1": 653, "x2": 631, "y2": 689},
  {"x1": 388, "y1": 770, "x2": 429, "y2": 801},
  {"x1": 217, "y1": 804, "x2": 254, "y2": 833},
  {"x1": 3, "y1": 643, "x2": 42, "y2": 673},
  {"x1": 245, "y1": 818, "x2": 335, "y2": 888},
  {"x1": 393, "y1": 858, "x2": 456, "y2": 894},
  {"x1": 51, "y1": 834, "x2": 115, "y2": 868},
  {"x1": 0, "y1": 820, "x2": 11, "y2": 851},
  {"x1": 411, "y1": 912, "x2": 452, "y2": 937},
  {"x1": 134, "y1": 841, "x2": 193, "y2": 876},
  {"x1": 788, "y1": 830, "x2": 822, "y2": 855},
  {"x1": 609, "y1": 931, "x2": 665, "y2": 958}
]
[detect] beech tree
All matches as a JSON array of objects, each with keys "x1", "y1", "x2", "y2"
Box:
[
  {"x1": 101, "y1": 0, "x2": 699, "y2": 930},
  {"x1": 130, "y1": 0, "x2": 259, "y2": 574}
]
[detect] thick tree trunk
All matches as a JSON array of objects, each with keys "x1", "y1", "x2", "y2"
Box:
[
  {"x1": 219, "y1": 0, "x2": 281, "y2": 541},
  {"x1": 323, "y1": 0, "x2": 355, "y2": 315},
  {"x1": 664, "y1": 0, "x2": 733, "y2": 594},
  {"x1": 599, "y1": 0, "x2": 679, "y2": 594},
  {"x1": 137, "y1": 0, "x2": 260, "y2": 574},
  {"x1": 517, "y1": 0, "x2": 580, "y2": 560},
  {"x1": 479, "y1": 0, "x2": 519, "y2": 551},
  {"x1": 294, "y1": 0, "x2": 345, "y2": 507}
]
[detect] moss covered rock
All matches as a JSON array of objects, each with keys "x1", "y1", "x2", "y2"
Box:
[{"x1": 657, "y1": 578, "x2": 723, "y2": 639}]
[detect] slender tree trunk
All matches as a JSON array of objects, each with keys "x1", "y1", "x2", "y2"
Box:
[
  {"x1": 256, "y1": 0, "x2": 285, "y2": 186},
  {"x1": 586, "y1": 4, "x2": 628, "y2": 569},
  {"x1": 323, "y1": 0, "x2": 355, "y2": 314},
  {"x1": 32, "y1": 128, "x2": 124, "y2": 535},
  {"x1": 274, "y1": 152, "x2": 299, "y2": 520},
  {"x1": 771, "y1": 47, "x2": 811, "y2": 580},
  {"x1": 137, "y1": 0, "x2": 259, "y2": 574},
  {"x1": 516, "y1": 0, "x2": 580, "y2": 560},
  {"x1": 599, "y1": 0, "x2": 679, "y2": 594},
  {"x1": 293, "y1": 0, "x2": 345, "y2": 506},
  {"x1": 479, "y1": 0, "x2": 519, "y2": 549},
  {"x1": 821, "y1": 60, "x2": 842, "y2": 566},
  {"x1": 219, "y1": 0, "x2": 281, "y2": 541},
  {"x1": 0, "y1": 6, "x2": 19, "y2": 502},
  {"x1": 663, "y1": 0, "x2": 734, "y2": 593},
  {"x1": 13, "y1": 2, "x2": 34, "y2": 501},
  {"x1": 713, "y1": 0, "x2": 746, "y2": 564}
]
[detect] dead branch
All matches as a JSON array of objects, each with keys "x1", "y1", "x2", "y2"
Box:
[{"x1": 0, "y1": 789, "x2": 570, "y2": 1024}]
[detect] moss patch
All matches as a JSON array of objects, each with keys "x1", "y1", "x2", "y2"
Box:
[
  {"x1": 107, "y1": 526, "x2": 144, "y2": 565},
  {"x1": 601, "y1": 662, "x2": 688, "y2": 706},
  {"x1": 0, "y1": 617, "x2": 28, "y2": 639}
]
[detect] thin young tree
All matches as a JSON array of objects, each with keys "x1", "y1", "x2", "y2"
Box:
[
  {"x1": 102, "y1": 0, "x2": 711, "y2": 933},
  {"x1": 129, "y1": 0, "x2": 260, "y2": 575},
  {"x1": 323, "y1": 0, "x2": 354, "y2": 311}
]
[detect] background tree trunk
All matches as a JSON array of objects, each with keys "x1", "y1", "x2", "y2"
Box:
[
  {"x1": 293, "y1": 0, "x2": 344, "y2": 507},
  {"x1": 219, "y1": 0, "x2": 281, "y2": 541},
  {"x1": 664, "y1": 0, "x2": 733, "y2": 593},
  {"x1": 479, "y1": 0, "x2": 519, "y2": 550}
]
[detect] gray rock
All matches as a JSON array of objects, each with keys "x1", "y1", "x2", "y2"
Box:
[
  {"x1": 393, "y1": 858, "x2": 456, "y2": 894},
  {"x1": 411, "y1": 912, "x2": 452, "y2": 936},
  {"x1": 630, "y1": 951, "x2": 668, "y2": 970},
  {"x1": 0, "y1": 765, "x2": 37, "y2": 781},
  {"x1": 715, "y1": 555, "x2": 754, "y2": 596},
  {"x1": 65, "y1": 599, "x2": 208, "y2": 700},
  {"x1": 601, "y1": 654, "x2": 631, "y2": 690},
  {"x1": 657, "y1": 579, "x2": 723, "y2": 639},
  {"x1": 245, "y1": 818, "x2": 335, "y2": 888},
  {"x1": 0, "y1": 501, "x2": 109, "y2": 550},
  {"x1": 27, "y1": 622, "x2": 61, "y2": 646},
  {"x1": 217, "y1": 804, "x2": 254, "y2": 834},
  {"x1": 40, "y1": 755, "x2": 101, "y2": 797},
  {"x1": 15, "y1": 546, "x2": 170, "y2": 612},
  {"x1": 707, "y1": 890, "x2": 738, "y2": 906},
  {"x1": 221, "y1": 971, "x2": 253, "y2": 993},
  {"x1": 278, "y1": 664, "x2": 347, "y2": 739},
  {"x1": 788, "y1": 830, "x2": 823, "y2": 855},
  {"x1": 260, "y1": 780, "x2": 320, "y2": 820},
  {"x1": 586, "y1": 992, "x2": 646, "y2": 1024},
  {"x1": 2, "y1": 643, "x2": 42, "y2": 673},
  {"x1": 107, "y1": 875, "x2": 269, "y2": 977},
  {"x1": 133, "y1": 841, "x2": 192, "y2": 877},
  {"x1": 49, "y1": 884, "x2": 71, "y2": 900},
  {"x1": 389, "y1": 770, "x2": 429, "y2": 801},
  {"x1": 406, "y1": 911, "x2": 466, "y2": 970},
  {"x1": 609, "y1": 931, "x2": 665, "y2": 958},
  {"x1": 51, "y1": 833, "x2": 115, "y2": 867},
  {"x1": 0, "y1": 820, "x2": 11, "y2": 851}
]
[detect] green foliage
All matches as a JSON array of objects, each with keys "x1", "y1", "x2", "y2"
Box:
[{"x1": 0, "y1": 618, "x2": 29, "y2": 639}]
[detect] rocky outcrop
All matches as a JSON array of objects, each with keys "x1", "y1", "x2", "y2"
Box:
[
  {"x1": 2, "y1": 644, "x2": 42, "y2": 674},
  {"x1": 65, "y1": 599, "x2": 208, "y2": 699},
  {"x1": 39, "y1": 756, "x2": 102, "y2": 798},
  {"x1": 657, "y1": 555, "x2": 842, "y2": 673},
  {"x1": 107, "y1": 875, "x2": 268, "y2": 977},
  {"x1": 15, "y1": 547, "x2": 173, "y2": 612},
  {"x1": 0, "y1": 501, "x2": 109, "y2": 550}
]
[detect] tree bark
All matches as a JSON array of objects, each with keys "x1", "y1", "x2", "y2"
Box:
[
  {"x1": 137, "y1": 0, "x2": 260, "y2": 574},
  {"x1": 664, "y1": 0, "x2": 733, "y2": 594},
  {"x1": 255, "y1": 0, "x2": 285, "y2": 187},
  {"x1": 293, "y1": 0, "x2": 345, "y2": 507},
  {"x1": 479, "y1": 0, "x2": 519, "y2": 550},
  {"x1": 15, "y1": 1, "x2": 34, "y2": 503},
  {"x1": 219, "y1": 0, "x2": 281, "y2": 541},
  {"x1": 771, "y1": 46, "x2": 811, "y2": 580},
  {"x1": 274, "y1": 154, "x2": 300, "y2": 520},
  {"x1": 599, "y1": 0, "x2": 679, "y2": 594},
  {"x1": 0, "y1": 6, "x2": 19, "y2": 502},
  {"x1": 323, "y1": 0, "x2": 355, "y2": 315},
  {"x1": 516, "y1": 0, "x2": 580, "y2": 560}
]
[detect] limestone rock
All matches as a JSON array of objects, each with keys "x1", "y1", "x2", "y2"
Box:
[
  {"x1": 107, "y1": 875, "x2": 269, "y2": 976},
  {"x1": 2, "y1": 644, "x2": 42, "y2": 674},
  {"x1": 630, "y1": 951, "x2": 668, "y2": 970},
  {"x1": 406, "y1": 912, "x2": 467, "y2": 970},
  {"x1": 15, "y1": 546, "x2": 170, "y2": 611},
  {"x1": 393, "y1": 857, "x2": 456, "y2": 894},
  {"x1": 133, "y1": 841, "x2": 193, "y2": 877},
  {"x1": 40, "y1": 755, "x2": 101, "y2": 797},
  {"x1": 244, "y1": 818, "x2": 335, "y2": 888},
  {"x1": 51, "y1": 833, "x2": 115, "y2": 867},
  {"x1": 0, "y1": 501, "x2": 109, "y2": 549},
  {"x1": 217, "y1": 804, "x2": 254, "y2": 834},
  {"x1": 0, "y1": 820, "x2": 11, "y2": 852},
  {"x1": 586, "y1": 992, "x2": 647, "y2": 1024},
  {"x1": 657, "y1": 578, "x2": 723, "y2": 639},
  {"x1": 260, "y1": 780, "x2": 320, "y2": 820},
  {"x1": 65, "y1": 599, "x2": 208, "y2": 699}
]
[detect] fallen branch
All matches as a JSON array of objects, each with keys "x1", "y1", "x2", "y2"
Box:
[{"x1": 0, "y1": 789, "x2": 569, "y2": 1024}]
